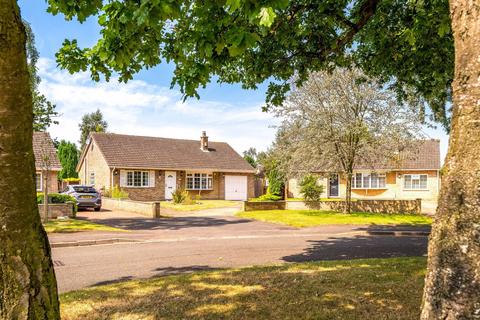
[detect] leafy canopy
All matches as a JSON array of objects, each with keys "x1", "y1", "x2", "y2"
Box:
[
  {"x1": 78, "y1": 109, "x2": 108, "y2": 149},
  {"x1": 57, "y1": 140, "x2": 79, "y2": 179},
  {"x1": 48, "y1": 0, "x2": 453, "y2": 129}
]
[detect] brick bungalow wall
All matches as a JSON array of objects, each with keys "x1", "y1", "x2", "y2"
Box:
[
  {"x1": 78, "y1": 140, "x2": 111, "y2": 192},
  {"x1": 111, "y1": 170, "x2": 255, "y2": 201},
  {"x1": 36, "y1": 170, "x2": 59, "y2": 193}
]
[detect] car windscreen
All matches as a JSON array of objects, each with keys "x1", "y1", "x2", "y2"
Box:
[{"x1": 73, "y1": 186, "x2": 97, "y2": 194}]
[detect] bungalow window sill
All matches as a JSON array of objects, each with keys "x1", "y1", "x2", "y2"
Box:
[
  {"x1": 186, "y1": 188, "x2": 213, "y2": 191},
  {"x1": 124, "y1": 186, "x2": 152, "y2": 188},
  {"x1": 403, "y1": 189, "x2": 429, "y2": 191},
  {"x1": 351, "y1": 188, "x2": 388, "y2": 190}
]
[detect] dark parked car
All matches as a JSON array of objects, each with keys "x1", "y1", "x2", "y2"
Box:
[{"x1": 62, "y1": 185, "x2": 102, "y2": 211}]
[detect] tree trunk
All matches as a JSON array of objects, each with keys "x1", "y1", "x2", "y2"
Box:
[
  {"x1": 345, "y1": 172, "x2": 353, "y2": 214},
  {"x1": 421, "y1": 0, "x2": 480, "y2": 318},
  {"x1": 0, "y1": 1, "x2": 60, "y2": 319}
]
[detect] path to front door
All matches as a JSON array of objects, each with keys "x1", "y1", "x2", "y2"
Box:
[{"x1": 165, "y1": 171, "x2": 176, "y2": 200}]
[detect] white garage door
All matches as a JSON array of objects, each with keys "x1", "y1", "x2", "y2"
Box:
[{"x1": 225, "y1": 175, "x2": 248, "y2": 200}]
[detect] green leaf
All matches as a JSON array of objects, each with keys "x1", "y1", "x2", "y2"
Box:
[
  {"x1": 225, "y1": 0, "x2": 241, "y2": 13},
  {"x1": 258, "y1": 7, "x2": 276, "y2": 27}
]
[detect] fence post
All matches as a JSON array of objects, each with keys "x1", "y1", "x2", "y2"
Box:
[{"x1": 152, "y1": 202, "x2": 161, "y2": 218}]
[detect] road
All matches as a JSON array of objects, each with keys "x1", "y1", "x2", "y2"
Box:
[{"x1": 52, "y1": 224, "x2": 428, "y2": 293}]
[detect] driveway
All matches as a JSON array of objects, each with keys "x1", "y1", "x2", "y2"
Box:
[{"x1": 50, "y1": 208, "x2": 430, "y2": 293}]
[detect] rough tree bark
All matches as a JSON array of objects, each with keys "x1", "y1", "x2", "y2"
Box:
[
  {"x1": 345, "y1": 172, "x2": 353, "y2": 214},
  {"x1": 0, "y1": 1, "x2": 60, "y2": 319},
  {"x1": 421, "y1": 0, "x2": 480, "y2": 318}
]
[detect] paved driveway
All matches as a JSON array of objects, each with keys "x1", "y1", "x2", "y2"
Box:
[{"x1": 50, "y1": 208, "x2": 429, "y2": 293}]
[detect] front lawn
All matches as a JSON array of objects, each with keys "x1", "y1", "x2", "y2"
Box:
[
  {"x1": 161, "y1": 200, "x2": 241, "y2": 211},
  {"x1": 237, "y1": 210, "x2": 432, "y2": 227},
  {"x1": 60, "y1": 257, "x2": 426, "y2": 320},
  {"x1": 43, "y1": 219, "x2": 126, "y2": 233}
]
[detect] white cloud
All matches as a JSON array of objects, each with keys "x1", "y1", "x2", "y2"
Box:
[{"x1": 38, "y1": 58, "x2": 278, "y2": 153}]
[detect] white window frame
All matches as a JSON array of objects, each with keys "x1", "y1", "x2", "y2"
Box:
[
  {"x1": 186, "y1": 172, "x2": 213, "y2": 190},
  {"x1": 352, "y1": 172, "x2": 387, "y2": 189},
  {"x1": 126, "y1": 170, "x2": 150, "y2": 188},
  {"x1": 36, "y1": 173, "x2": 42, "y2": 191},
  {"x1": 403, "y1": 174, "x2": 428, "y2": 190}
]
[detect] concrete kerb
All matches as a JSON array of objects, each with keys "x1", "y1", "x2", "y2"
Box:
[{"x1": 51, "y1": 238, "x2": 140, "y2": 248}]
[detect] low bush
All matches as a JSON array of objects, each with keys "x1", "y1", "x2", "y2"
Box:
[
  {"x1": 37, "y1": 192, "x2": 78, "y2": 213},
  {"x1": 104, "y1": 185, "x2": 129, "y2": 199},
  {"x1": 171, "y1": 189, "x2": 196, "y2": 205},
  {"x1": 299, "y1": 175, "x2": 324, "y2": 202},
  {"x1": 63, "y1": 177, "x2": 81, "y2": 183},
  {"x1": 253, "y1": 193, "x2": 282, "y2": 202}
]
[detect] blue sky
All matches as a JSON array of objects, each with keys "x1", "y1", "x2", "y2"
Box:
[{"x1": 19, "y1": 1, "x2": 449, "y2": 160}]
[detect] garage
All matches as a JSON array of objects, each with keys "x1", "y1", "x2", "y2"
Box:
[{"x1": 225, "y1": 175, "x2": 248, "y2": 200}]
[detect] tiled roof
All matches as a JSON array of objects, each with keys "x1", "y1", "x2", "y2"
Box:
[
  {"x1": 314, "y1": 139, "x2": 441, "y2": 172},
  {"x1": 354, "y1": 139, "x2": 441, "y2": 170},
  {"x1": 33, "y1": 132, "x2": 61, "y2": 170},
  {"x1": 89, "y1": 133, "x2": 255, "y2": 172}
]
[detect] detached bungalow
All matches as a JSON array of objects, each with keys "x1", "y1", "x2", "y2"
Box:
[
  {"x1": 77, "y1": 132, "x2": 255, "y2": 201},
  {"x1": 33, "y1": 132, "x2": 62, "y2": 193},
  {"x1": 287, "y1": 139, "x2": 441, "y2": 211}
]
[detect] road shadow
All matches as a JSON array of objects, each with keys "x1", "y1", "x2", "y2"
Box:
[
  {"x1": 352, "y1": 224, "x2": 431, "y2": 234},
  {"x1": 77, "y1": 215, "x2": 252, "y2": 231},
  {"x1": 282, "y1": 234, "x2": 428, "y2": 262}
]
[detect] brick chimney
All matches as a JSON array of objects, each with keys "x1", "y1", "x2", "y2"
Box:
[{"x1": 200, "y1": 131, "x2": 209, "y2": 151}]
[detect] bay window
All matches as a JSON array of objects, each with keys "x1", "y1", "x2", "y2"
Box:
[
  {"x1": 186, "y1": 173, "x2": 213, "y2": 190},
  {"x1": 403, "y1": 174, "x2": 427, "y2": 190},
  {"x1": 352, "y1": 172, "x2": 386, "y2": 189}
]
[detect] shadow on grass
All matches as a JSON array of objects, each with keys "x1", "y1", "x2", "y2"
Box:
[{"x1": 61, "y1": 258, "x2": 426, "y2": 320}]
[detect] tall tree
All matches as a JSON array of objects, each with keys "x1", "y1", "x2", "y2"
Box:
[
  {"x1": 0, "y1": 1, "x2": 60, "y2": 318},
  {"x1": 273, "y1": 68, "x2": 423, "y2": 213},
  {"x1": 421, "y1": 1, "x2": 480, "y2": 318},
  {"x1": 78, "y1": 109, "x2": 107, "y2": 150},
  {"x1": 24, "y1": 21, "x2": 59, "y2": 131},
  {"x1": 243, "y1": 147, "x2": 258, "y2": 167},
  {"x1": 57, "y1": 140, "x2": 79, "y2": 179}
]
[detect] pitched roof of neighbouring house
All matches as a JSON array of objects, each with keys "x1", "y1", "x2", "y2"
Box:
[
  {"x1": 87, "y1": 133, "x2": 255, "y2": 172},
  {"x1": 33, "y1": 132, "x2": 62, "y2": 170},
  {"x1": 355, "y1": 139, "x2": 441, "y2": 170},
  {"x1": 313, "y1": 139, "x2": 441, "y2": 172}
]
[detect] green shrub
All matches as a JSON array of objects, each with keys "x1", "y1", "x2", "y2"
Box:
[
  {"x1": 63, "y1": 177, "x2": 81, "y2": 183},
  {"x1": 253, "y1": 193, "x2": 282, "y2": 202},
  {"x1": 170, "y1": 189, "x2": 185, "y2": 204},
  {"x1": 171, "y1": 189, "x2": 197, "y2": 205},
  {"x1": 105, "y1": 185, "x2": 129, "y2": 199},
  {"x1": 299, "y1": 175, "x2": 324, "y2": 202},
  {"x1": 37, "y1": 192, "x2": 78, "y2": 213}
]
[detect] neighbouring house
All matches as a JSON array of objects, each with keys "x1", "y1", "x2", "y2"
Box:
[
  {"x1": 33, "y1": 132, "x2": 62, "y2": 193},
  {"x1": 77, "y1": 132, "x2": 256, "y2": 201},
  {"x1": 287, "y1": 139, "x2": 441, "y2": 212}
]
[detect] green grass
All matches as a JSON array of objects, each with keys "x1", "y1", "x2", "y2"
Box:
[
  {"x1": 237, "y1": 210, "x2": 432, "y2": 227},
  {"x1": 60, "y1": 257, "x2": 426, "y2": 320},
  {"x1": 43, "y1": 219, "x2": 126, "y2": 233},
  {"x1": 161, "y1": 200, "x2": 241, "y2": 211}
]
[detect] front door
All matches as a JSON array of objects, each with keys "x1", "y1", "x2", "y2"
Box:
[
  {"x1": 165, "y1": 171, "x2": 176, "y2": 200},
  {"x1": 329, "y1": 174, "x2": 339, "y2": 197}
]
